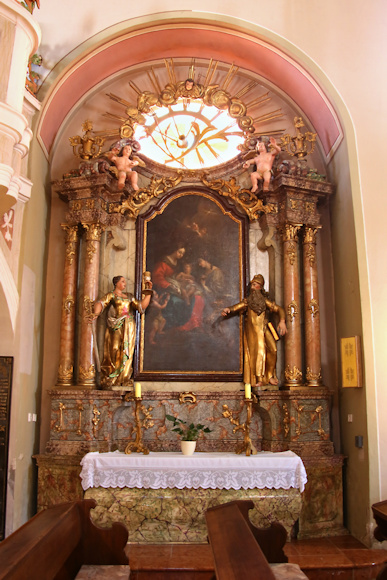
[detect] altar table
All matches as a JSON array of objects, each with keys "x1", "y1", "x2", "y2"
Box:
[{"x1": 80, "y1": 451, "x2": 307, "y2": 543}]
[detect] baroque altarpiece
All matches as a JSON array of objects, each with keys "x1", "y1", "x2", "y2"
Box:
[{"x1": 36, "y1": 68, "x2": 343, "y2": 542}]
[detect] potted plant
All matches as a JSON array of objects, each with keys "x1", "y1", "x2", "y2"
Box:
[{"x1": 166, "y1": 414, "x2": 212, "y2": 455}]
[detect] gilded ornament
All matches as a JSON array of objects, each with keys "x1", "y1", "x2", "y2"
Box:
[
  {"x1": 83, "y1": 296, "x2": 95, "y2": 322},
  {"x1": 114, "y1": 172, "x2": 184, "y2": 220},
  {"x1": 280, "y1": 117, "x2": 317, "y2": 159},
  {"x1": 201, "y1": 174, "x2": 275, "y2": 221},
  {"x1": 179, "y1": 392, "x2": 197, "y2": 404},
  {"x1": 103, "y1": 59, "x2": 282, "y2": 168},
  {"x1": 57, "y1": 363, "x2": 73, "y2": 383},
  {"x1": 61, "y1": 224, "x2": 78, "y2": 244},
  {"x1": 282, "y1": 403, "x2": 290, "y2": 437},
  {"x1": 63, "y1": 295, "x2": 74, "y2": 314},
  {"x1": 77, "y1": 404, "x2": 84, "y2": 436},
  {"x1": 285, "y1": 240, "x2": 297, "y2": 266},
  {"x1": 312, "y1": 405, "x2": 326, "y2": 438},
  {"x1": 54, "y1": 402, "x2": 66, "y2": 432},
  {"x1": 295, "y1": 403, "x2": 304, "y2": 436},
  {"x1": 303, "y1": 227, "x2": 318, "y2": 245},
  {"x1": 79, "y1": 364, "x2": 96, "y2": 382},
  {"x1": 284, "y1": 365, "x2": 303, "y2": 383},
  {"x1": 308, "y1": 299, "x2": 319, "y2": 318},
  {"x1": 287, "y1": 301, "x2": 299, "y2": 323},
  {"x1": 305, "y1": 244, "x2": 316, "y2": 266},
  {"x1": 306, "y1": 367, "x2": 322, "y2": 385},
  {"x1": 92, "y1": 405, "x2": 100, "y2": 438},
  {"x1": 282, "y1": 224, "x2": 301, "y2": 242},
  {"x1": 69, "y1": 120, "x2": 105, "y2": 160},
  {"x1": 305, "y1": 201, "x2": 315, "y2": 214}
]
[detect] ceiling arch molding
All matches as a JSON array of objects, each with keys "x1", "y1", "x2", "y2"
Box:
[{"x1": 36, "y1": 14, "x2": 343, "y2": 163}]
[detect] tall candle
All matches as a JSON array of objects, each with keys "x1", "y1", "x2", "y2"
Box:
[
  {"x1": 245, "y1": 383, "x2": 251, "y2": 399},
  {"x1": 134, "y1": 382, "x2": 141, "y2": 398}
]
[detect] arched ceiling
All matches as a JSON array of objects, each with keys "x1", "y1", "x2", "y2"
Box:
[{"x1": 37, "y1": 22, "x2": 343, "y2": 180}]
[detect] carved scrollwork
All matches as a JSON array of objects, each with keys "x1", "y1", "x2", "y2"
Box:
[
  {"x1": 54, "y1": 402, "x2": 66, "y2": 432},
  {"x1": 200, "y1": 174, "x2": 276, "y2": 221},
  {"x1": 92, "y1": 404, "x2": 100, "y2": 438},
  {"x1": 294, "y1": 403, "x2": 304, "y2": 437},
  {"x1": 113, "y1": 172, "x2": 184, "y2": 220}
]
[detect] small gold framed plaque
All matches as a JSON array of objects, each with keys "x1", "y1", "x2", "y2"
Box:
[{"x1": 340, "y1": 336, "x2": 362, "y2": 388}]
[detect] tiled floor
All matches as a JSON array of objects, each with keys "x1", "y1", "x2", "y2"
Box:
[{"x1": 127, "y1": 536, "x2": 387, "y2": 579}]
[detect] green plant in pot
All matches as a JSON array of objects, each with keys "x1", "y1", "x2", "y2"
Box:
[{"x1": 166, "y1": 414, "x2": 212, "y2": 455}]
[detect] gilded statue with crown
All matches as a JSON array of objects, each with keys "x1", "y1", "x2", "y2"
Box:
[{"x1": 222, "y1": 274, "x2": 287, "y2": 388}]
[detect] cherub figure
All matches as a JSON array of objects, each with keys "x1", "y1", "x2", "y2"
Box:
[
  {"x1": 243, "y1": 137, "x2": 281, "y2": 192},
  {"x1": 110, "y1": 144, "x2": 141, "y2": 191}
]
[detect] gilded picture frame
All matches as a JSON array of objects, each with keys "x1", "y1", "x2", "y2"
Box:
[{"x1": 134, "y1": 188, "x2": 248, "y2": 381}]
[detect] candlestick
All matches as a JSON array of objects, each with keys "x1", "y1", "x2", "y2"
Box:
[
  {"x1": 134, "y1": 382, "x2": 141, "y2": 398},
  {"x1": 222, "y1": 393, "x2": 258, "y2": 456},
  {"x1": 125, "y1": 395, "x2": 154, "y2": 455},
  {"x1": 245, "y1": 383, "x2": 251, "y2": 399}
]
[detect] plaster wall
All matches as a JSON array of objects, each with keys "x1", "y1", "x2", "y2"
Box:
[{"x1": 4, "y1": 134, "x2": 49, "y2": 534}]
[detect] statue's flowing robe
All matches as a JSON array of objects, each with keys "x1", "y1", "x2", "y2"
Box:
[
  {"x1": 228, "y1": 297, "x2": 285, "y2": 385},
  {"x1": 98, "y1": 292, "x2": 143, "y2": 387}
]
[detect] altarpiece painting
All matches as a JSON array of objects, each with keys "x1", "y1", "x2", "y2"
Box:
[{"x1": 135, "y1": 189, "x2": 248, "y2": 381}]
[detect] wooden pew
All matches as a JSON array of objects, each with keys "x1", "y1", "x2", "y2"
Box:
[
  {"x1": 205, "y1": 500, "x2": 307, "y2": 580},
  {"x1": 0, "y1": 499, "x2": 129, "y2": 580}
]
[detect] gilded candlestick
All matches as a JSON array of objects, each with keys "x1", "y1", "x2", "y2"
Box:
[
  {"x1": 125, "y1": 395, "x2": 154, "y2": 455},
  {"x1": 222, "y1": 394, "x2": 258, "y2": 456}
]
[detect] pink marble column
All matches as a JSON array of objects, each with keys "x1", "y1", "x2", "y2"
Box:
[
  {"x1": 56, "y1": 224, "x2": 80, "y2": 387},
  {"x1": 77, "y1": 223, "x2": 104, "y2": 388},
  {"x1": 303, "y1": 227, "x2": 322, "y2": 386},
  {"x1": 282, "y1": 224, "x2": 303, "y2": 388}
]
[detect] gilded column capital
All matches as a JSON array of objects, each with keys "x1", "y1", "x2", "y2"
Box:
[
  {"x1": 281, "y1": 223, "x2": 302, "y2": 242},
  {"x1": 82, "y1": 222, "x2": 105, "y2": 242},
  {"x1": 303, "y1": 226, "x2": 319, "y2": 245},
  {"x1": 61, "y1": 223, "x2": 79, "y2": 243}
]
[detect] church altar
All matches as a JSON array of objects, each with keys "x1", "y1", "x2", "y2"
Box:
[{"x1": 80, "y1": 451, "x2": 307, "y2": 543}]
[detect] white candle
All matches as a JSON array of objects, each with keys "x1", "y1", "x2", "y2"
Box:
[
  {"x1": 245, "y1": 383, "x2": 251, "y2": 399},
  {"x1": 134, "y1": 382, "x2": 141, "y2": 398}
]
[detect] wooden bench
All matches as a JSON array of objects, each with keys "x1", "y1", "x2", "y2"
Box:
[
  {"x1": 372, "y1": 500, "x2": 387, "y2": 580},
  {"x1": 205, "y1": 500, "x2": 307, "y2": 580},
  {"x1": 0, "y1": 499, "x2": 129, "y2": 580}
]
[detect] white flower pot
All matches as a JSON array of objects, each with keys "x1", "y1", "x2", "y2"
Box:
[{"x1": 181, "y1": 440, "x2": 196, "y2": 455}]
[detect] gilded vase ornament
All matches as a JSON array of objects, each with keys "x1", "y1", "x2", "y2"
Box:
[
  {"x1": 69, "y1": 120, "x2": 105, "y2": 160},
  {"x1": 280, "y1": 117, "x2": 317, "y2": 159}
]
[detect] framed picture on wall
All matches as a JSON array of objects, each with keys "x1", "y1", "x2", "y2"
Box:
[{"x1": 134, "y1": 188, "x2": 248, "y2": 381}]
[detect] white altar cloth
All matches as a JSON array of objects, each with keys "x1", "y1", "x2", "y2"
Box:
[{"x1": 80, "y1": 451, "x2": 307, "y2": 492}]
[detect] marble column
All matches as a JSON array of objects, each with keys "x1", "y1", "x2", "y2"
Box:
[
  {"x1": 282, "y1": 224, "x2": 303, "y2": 388},
  {"x1": 77, "y1": 223, "x2": 104, "y2": 388},
  {"x1": 56, "y1": 224, "x2": 80, "y2": 387},
  {"x1": 303, "y1": 227, "x2": 322, "y2": 386}
]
